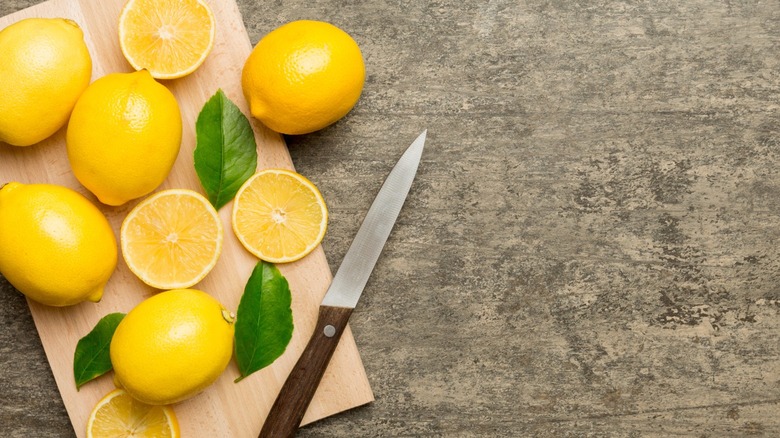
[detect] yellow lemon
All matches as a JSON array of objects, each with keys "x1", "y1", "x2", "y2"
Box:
[
  {"x1": 0, "y1": 18, "x2": 92, "y2": 146},
  {"x1": 232, "y1": 169, "x2": 328, "y2": 263},
  {"x1": 119, "y1": 0, "x2": 216, "y2": 79},
  {"x1": 87, "y1": 388, "x2": 179, "y2": 438},
  {"x1": 121, "y1": 189, "x2": 223, "y2": 290},
  {"x1": 0, "y1": 183, "x2": 117, "y2": 306},
  {"x1": 110, "y1": 289, "x2": 235, "y2": 405},
  {"x1": 241, "y1": 20, "x2": 365, "y2": 135},
  {"x1": 67, "y1": 70, "x2": 182, "y2": 206}
]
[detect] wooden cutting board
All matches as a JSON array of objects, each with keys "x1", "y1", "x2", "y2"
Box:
[{"x1": 0, "y1": 0, "x2": 373, "y2": 436}]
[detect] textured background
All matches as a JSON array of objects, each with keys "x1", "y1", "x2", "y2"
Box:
[{"x1": 2, "y1": 0, "x2": 780, "y2": 436}]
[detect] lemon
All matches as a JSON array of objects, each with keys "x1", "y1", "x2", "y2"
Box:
[
  {"x1": 119, "y1": 0, "x2": 216, "y2": 79},
  {"x1": 241, "y1": 20, "x2": 365, "y2": 135},
  {"x1": 121, "y1": 189, "x2": 223, "y2": 290},
  {"x1": 110, "y1": 289, "x2": 235, "y2": 405},
  {"x1": 0, "y1": 18, "x2": 92, "y2": 146},
  {"x1": 0, "y1": 183, "x2": 117, "y2": 306},
  {"x1": 87, "y1": 388, "x2": 179, "y2": 438},
  {"x1": 67, "y1": 70, "x2": 182, "y2": 206},
  {"x1": 232, "y1": 169, "x2": 328, "y2": 263}
]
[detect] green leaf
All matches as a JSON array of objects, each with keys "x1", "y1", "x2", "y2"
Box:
[
  {"x1": 234, "y1": 261, "x2": 294, "y2": 382},
  {"x1": 194, "y1": 89, "x2": 258, "y2": 210},
  {"x1": 73, "y1": 312, "x2": 125, "y2": 390}
]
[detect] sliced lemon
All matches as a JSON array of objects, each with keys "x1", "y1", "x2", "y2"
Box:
[
  {"x1": 118, "y1": 0, "x2": 216, "y2": 79},
  {"x1": 232, "y1": 169, "x2": 328, "y2": 263},
  {"x1": 121, "y1": 189, "x2": 223, "y2": 289},
  {"x1": 87, "y1": 388, "x2": 179, "y2": 438}
]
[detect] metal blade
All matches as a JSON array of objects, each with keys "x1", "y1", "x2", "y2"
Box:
[{"x1": 321, "y1": 130, "x2": 427, "y2": 308}]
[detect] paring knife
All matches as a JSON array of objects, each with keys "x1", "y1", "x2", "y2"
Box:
[{"x1": 258, "y1": 130, "x2": 427, "y2": 438}]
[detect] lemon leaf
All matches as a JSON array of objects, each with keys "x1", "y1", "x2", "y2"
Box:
[
  {"x1": 74, "y1": 312, "x2": 125, "y2": 390},
  {"x1": 194, "y1": 89, "x2": 257, "y2": 210},
  {"x1": 234, "y1": 261, "x2": 294, "y2": 382}
]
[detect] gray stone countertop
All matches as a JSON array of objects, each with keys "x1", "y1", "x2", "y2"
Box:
[{"x1": 2, "y1": 0, "x2": 779, "y2": 436}]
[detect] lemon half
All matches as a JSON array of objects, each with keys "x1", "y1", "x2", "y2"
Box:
[
  {"x1": 121, "y1": 189, "x2": 223, "y2": 290},
  {"x1": 119, "y1": 0, "x2": 216, "y2": 79},
  {"x1": 87, "y1": 388, "x2": 179, "y2": 438},
  {"x1": 232, "y1": 169, "x2": 328, "y2": 263}
]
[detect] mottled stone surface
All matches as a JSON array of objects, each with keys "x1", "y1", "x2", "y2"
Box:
[{"x1": 2, "y1": 0, "x2": 779, "y2": 436}]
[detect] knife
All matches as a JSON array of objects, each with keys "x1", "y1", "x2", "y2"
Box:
[{"x1": 258, "y1": 130, "x2": 427, "y2": 438}]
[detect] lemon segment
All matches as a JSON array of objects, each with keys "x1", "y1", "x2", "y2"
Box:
[
  {"x1": 232, "y1": 169, "x2": 328, "y2": 263},
  {"x1": 87, "y1": 388, "x2": 179, "y2": 438},
  {"x1": 121, "y1": 189, "x2": 223, "y2": 290},
  {"x1": 118, "y1": 0, "x2": 216, "y2": 79}
]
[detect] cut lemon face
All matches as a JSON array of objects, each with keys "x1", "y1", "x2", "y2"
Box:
[
  {"x1": 121, "y1": 189, "x2": 223, "y2": 289},
  {"x1": 87, "y1": 388, "x2": 179, "y2": 438},
  {"x1": 232, "y1": 169, "x2": 328, "y2": 263},
  {"x1": 118, "y1": 0, "x2": 216, "y2": 79}
]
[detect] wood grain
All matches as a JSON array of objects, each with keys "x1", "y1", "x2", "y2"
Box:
[{"x1": 0, "y1": 1, "x2": 373, "y2": 437}]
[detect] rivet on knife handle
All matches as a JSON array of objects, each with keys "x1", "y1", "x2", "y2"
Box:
[{"x1": 258, "y1": 305, "x2": 353, "y2": 438}]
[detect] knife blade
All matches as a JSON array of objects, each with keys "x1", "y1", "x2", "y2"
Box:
[{"x1": 258, "y1": 130, "x2": 427, "y2": 438}]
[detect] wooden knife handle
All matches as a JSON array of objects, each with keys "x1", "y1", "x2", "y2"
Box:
[{"x1": 259, "y1": 305, "x2": 354, "y2": 438}]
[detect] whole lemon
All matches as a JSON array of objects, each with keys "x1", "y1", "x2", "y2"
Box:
[
  {"x1": 241, "y1": 20, "x2": 365, "y2": 135},
  {"x1": 0, "y1": 18, "x2": 92, "y2": 146},
  {"x1": 66, "y1": 70, "x2": 182, "y2": 206},
  {"x1": 110, "y1": 289, "x2": 235, "y2": 405},
  {"x1": 0, "y1": 183, "x2": 117, "y2": 306}
]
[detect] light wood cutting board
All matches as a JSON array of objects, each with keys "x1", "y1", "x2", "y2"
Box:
[{"x1": 0, "y1": 0, "x2": 374, "y2": 436}]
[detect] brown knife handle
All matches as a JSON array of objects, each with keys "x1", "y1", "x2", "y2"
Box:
[{"x1": 259, "y1": 305, "x2": 354, "y2": 438}]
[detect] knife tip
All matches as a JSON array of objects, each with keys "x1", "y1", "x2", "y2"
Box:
[{"x1": 413, "y1": 130, "x2": 427, "y2": 150}]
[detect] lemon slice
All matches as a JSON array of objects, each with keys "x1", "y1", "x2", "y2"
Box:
[
  {"x1": 121, "y1": 189, "x2": 223, "y2": 289},
  {"x1": 118, "y1": 0, "x2": 216, "y2": 79},
  {"x1": 232, "y1": 169, "x2": 328, "y2": 263},
  {"x1": 87, "y1": 388, "x2": 179, "y2": 438}
]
